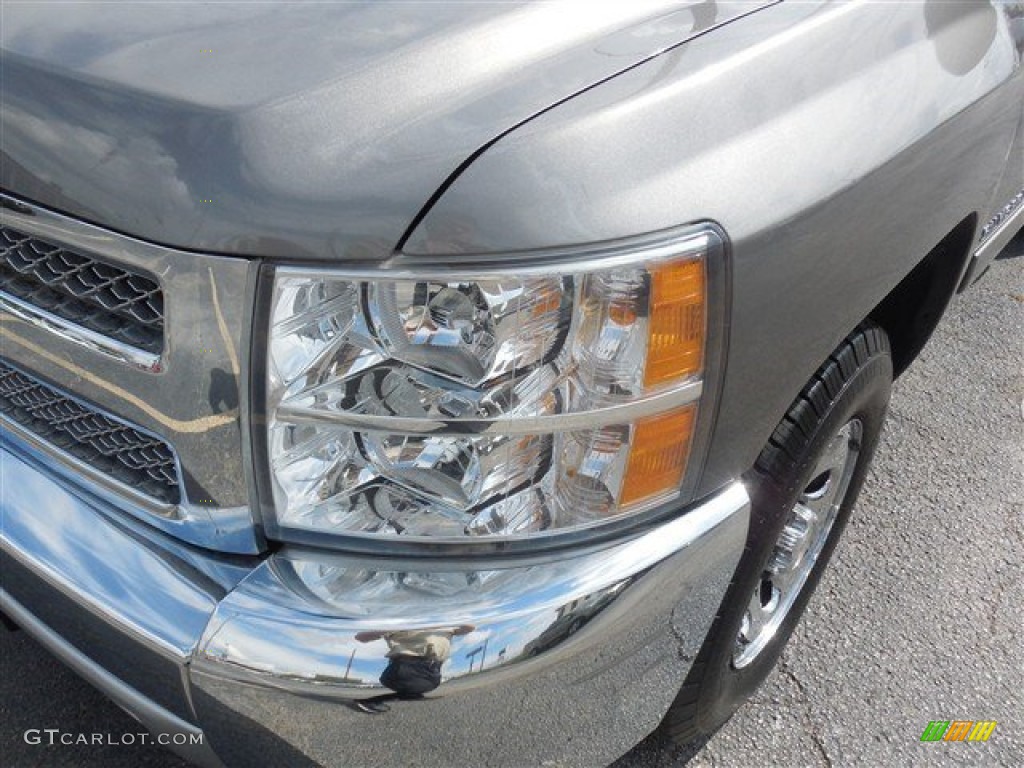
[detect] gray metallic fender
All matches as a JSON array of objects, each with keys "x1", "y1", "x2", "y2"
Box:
[{"x1": 403, "y1": 0, "x2": 1024, "y2": 497}]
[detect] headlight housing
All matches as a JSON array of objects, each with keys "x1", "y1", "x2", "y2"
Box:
[{"x1": 257, "y1": 226, "x2": 724, "y2": 549}]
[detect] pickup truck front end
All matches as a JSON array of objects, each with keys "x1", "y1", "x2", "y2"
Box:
[
  {"x1": 1, "y1": 194, "x2": 749, "y2": 766},
  {"x1": 2, "y1": 2, "x2": 1021, "y2": 766}
]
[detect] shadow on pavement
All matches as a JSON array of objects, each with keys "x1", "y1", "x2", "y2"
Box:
[
  {"x1": 610, "y1": 728, "x2": 715, "y2": 768},
  {"x1": 994, "y1": 229, "x2": 1024, "y2": 259}
]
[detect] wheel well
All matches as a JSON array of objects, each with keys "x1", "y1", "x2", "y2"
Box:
[{"x1": 868, "y1": 214, "x2": 977, "y2": 377}]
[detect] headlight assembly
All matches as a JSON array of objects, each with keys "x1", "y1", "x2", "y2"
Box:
[{"x1": 257, "y1": 226, "x2": 724, "y2": 548}]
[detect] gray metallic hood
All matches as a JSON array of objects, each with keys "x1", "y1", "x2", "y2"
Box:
[{"x1": 1, "y1": 1, "x2": 770, "y2": 261}]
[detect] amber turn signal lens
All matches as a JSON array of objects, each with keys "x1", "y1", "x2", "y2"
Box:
[
  {"x1": 620, "y1": 405, "x2": 696, "y2": 507},
  {"x1": 644, "y1": 258, "x2": 705, "y2": 388}
]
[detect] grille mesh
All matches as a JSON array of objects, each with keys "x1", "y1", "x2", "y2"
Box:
[
  {"x1": 0, "y1": 226, "x2": 163, "y2": 353},
  {"x1": 0, "y1": 361, "x2": 179, "y2": 503}
]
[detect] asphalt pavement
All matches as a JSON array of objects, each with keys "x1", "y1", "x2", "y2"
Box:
[{"x1": 2, "y1": 237, "x2": 1022, "y2": 767}]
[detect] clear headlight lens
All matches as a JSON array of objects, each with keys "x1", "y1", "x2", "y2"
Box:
[{"x1": 262, "y1": 229, "x2": 718, "y2": 545}]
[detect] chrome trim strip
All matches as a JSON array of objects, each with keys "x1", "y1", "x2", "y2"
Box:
[
  {"x1": 277, "y1": 379, "x2": 703, "y2": 435},
  {"x1": 0, "y1": 291, "x2": 161, "y2": 372},
  {"x1": 975, "y1": 190, "x2": 1024, "y2": 264},
  {"x1": 0, "y1": 593, "x2": 223, "y2": 768},
  {"x1": 978, "y1": 189, "x2": 1024, "y2": 244}
]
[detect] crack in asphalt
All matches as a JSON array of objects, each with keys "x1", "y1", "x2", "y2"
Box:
[
  {"x1": 669, "y1": 607, "x2": 697, "y2": 664},
  {"x1": 778, "y1": 660, "x2": 834, "y2": 768}
]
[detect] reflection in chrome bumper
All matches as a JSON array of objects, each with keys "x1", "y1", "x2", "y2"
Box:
[{"x1": 1, "y1": 436, "x2": 749, "y2": 767}]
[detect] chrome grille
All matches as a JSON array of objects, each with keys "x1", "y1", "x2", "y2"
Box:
[
  {"x1": 0, "y1": 360, "x2": 180, "y2": 504},
  {"x1": 0, "y1": 226, "x2": 164, "y2": 354}
]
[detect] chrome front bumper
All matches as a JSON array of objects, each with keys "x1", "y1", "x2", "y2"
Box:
[{"x1": 0, "y1": 433, "x2": 749, "y2": 767}]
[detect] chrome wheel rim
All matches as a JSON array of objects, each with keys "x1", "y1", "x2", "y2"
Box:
[{"x1": 733, "y1": 418, "x2": 863, "y2": 669}]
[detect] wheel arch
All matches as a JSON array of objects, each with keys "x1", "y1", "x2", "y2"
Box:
[{"x1": 867, "y1": 214, "x2": 978, "y2": 378}]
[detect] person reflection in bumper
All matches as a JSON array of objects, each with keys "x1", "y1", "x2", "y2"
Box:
[{"x1": 353, "y1": 625, "x2": 475, "y2": 714}]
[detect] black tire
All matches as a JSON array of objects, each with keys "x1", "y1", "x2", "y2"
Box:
[{"x1": 663, "y1": 322, "x2": 892, "y2": 745}]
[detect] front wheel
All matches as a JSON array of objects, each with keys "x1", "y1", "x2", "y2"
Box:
[{"x1": 663, "y1": 322, "x2": 892, "y2": 744}]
